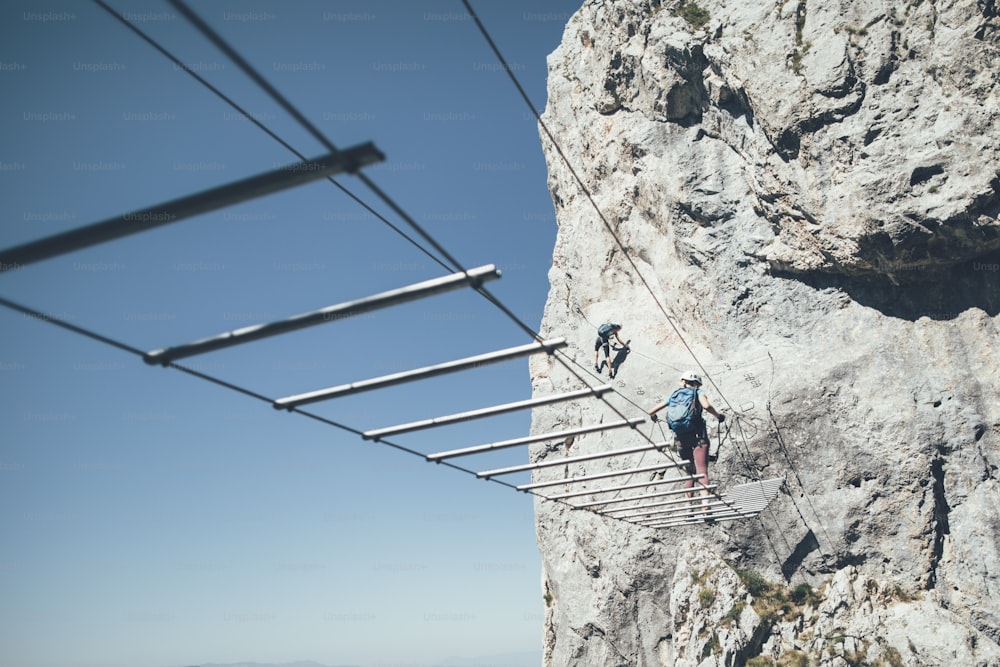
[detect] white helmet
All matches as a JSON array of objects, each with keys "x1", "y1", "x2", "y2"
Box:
[{"x1": 680, "y1": 370, "x2": 702, "y2": 385}]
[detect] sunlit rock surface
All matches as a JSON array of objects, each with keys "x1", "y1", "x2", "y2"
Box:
[{"x1": 529, "y1": 1, "x2": 1000, "y2": 664}]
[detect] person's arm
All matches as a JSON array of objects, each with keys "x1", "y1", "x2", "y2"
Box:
[
  {"x1": 648, "y1": 403, "x2": 664, "y2": 421},
  {"x1": 699, "y1": 393, "x2": 724, "y2": 420}
]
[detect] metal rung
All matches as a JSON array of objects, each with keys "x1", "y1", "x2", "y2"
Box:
[
  {"x1": 363, "y1": 385, "x2": 612, "y2": 441},
  {"x1": 275, "y1": 338, "x2": 567, "y2": 410},
  {"x1": 639, "y1": 517, "x2": 715, "y2": 529},
  {"x1": 720, "y1": 478, "x2": 785, "y2": 513},
  {"x1": 723, "y1": 499, "x2": 770, "y2": 513},
  {"x1": 476, "y1": 442, "x2": 676, "y2": 478},
  {"x1": 641, "y1": 512, "x2": 752, "y2": 527},
  {"x1": 642, "y1": 511, "x2": 755, "y2": 529},
  {"x1": 636, "y1": 503, "x2": 752, "y2": 523},
  {"x1": 626, "y1": 500, "x2": 736, "y2": 523},
  {"x1": 145, "y1": 265, "x2": 501, "y2": 365},
  {"x1": 0, "y1": 145, "x2": 383, "y2": 272},
  {"x1": 573, "y1": 485, "x2": 719, "y2": 509},
  {"x1": 605, "y1": 496, "x2": 726, "y2": 519},
  {"x1": 638, "y1": 517, "x2": 705, "y2": 528},
  {"x1": 517, "y1": 463, "x2": 677, "y2": 491},
  {"x1": 426, "y1": 417, "x2": 645, "y2": 461},
  {"x1": 546, "y1": 474, "x2": 705, "y2": 501},
  {"x1": 640, "y1": 480, "x2": 784, "y2": 525}
]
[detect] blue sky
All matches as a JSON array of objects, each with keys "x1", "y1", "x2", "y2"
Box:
[{"x1": 0, "y1": 1, "x2": 582, "y2": 666}]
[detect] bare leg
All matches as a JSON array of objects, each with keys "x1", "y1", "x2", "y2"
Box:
[{"x1": 693, "y1": 444, "x2": 710, "y2": 497}]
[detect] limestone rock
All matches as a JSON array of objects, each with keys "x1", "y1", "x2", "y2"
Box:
[{"x1": 531, "y1": 0, "x2": 1000, "y2": 664}]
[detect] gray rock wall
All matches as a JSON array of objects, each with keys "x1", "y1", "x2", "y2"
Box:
[{"x1": 530, "y1": 0, "x2": 1000, "y2": 664}]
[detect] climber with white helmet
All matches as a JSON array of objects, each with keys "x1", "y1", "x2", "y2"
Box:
[
  {"x1": 594, "y1": 322, "x2": 626, "y2": 376},
  {"x1": 648, "y1": 370, "x2": 725, "y2": 514}
]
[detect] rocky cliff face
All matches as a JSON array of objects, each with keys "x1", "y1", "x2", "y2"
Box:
[{"x1": 528, "y1": 0, "x2": 1000, "y2": 665}]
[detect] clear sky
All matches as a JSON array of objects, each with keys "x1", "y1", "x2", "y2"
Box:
[{"x1": 0, "y1": 1, "x2": 582, "y2": 666}]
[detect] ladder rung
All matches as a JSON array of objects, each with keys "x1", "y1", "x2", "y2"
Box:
[
  {"x1": 572, "y1": 484, "x2": 719, "y2": 508},
  {"x1": 274, "y1": 338, "x2": 567, "y2": 410},
  {"x1": 145, "y1": 265, "x2": 501, "y2": 365},
  {"x1": 0, "y1": 144, "x2": 383, "y2": 272},
  {"x1": 363, "y1": 385, "x2": 612, "y2": 440},
  {"x1": 476, "y1": 443, "x2": 675, "y2": 478},
  {"x1": 426, "y1": 417, "x2": 644, "y2": 461},
  {"x1": 546, "y1": 474, "x2": 705, "y2": 500},
  {"x1": 516, "y1": 463, "x2": 678, "y2": 491}
]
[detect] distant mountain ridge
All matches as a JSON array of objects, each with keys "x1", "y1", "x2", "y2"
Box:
[
  {"x1": 180, "y1": 651, "x2": 541, "y2": 667},
  {"x1": 182, "y1": 662, "x2": 356, "y2": 667}
]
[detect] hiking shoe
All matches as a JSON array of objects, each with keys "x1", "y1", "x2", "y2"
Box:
[{"x1": 595, "y1": 364, "x2": 601, "y2": 373}]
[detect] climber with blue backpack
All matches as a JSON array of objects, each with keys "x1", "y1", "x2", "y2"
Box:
[
  {"x1": 594, "y1": 322, "x2": 627, "y2": 376},
  {"x1": 648, "y1": 370, "x2": 725, "y2": 511}
]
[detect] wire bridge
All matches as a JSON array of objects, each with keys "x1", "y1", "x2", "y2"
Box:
[
  {"x1": 0, "y1": 178, "x2": 781, "y2": 528},
  {"x1": 0, "y1": 0, "x2": 783, "y2": 531}
]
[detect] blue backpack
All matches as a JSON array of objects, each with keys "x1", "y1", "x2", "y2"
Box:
[
  {"x1": 598, "y1": 323, "x2": 619, "y2": 337},
  {"x1": 666, "y1": 387, "x2": 701, "y2": 434}
]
